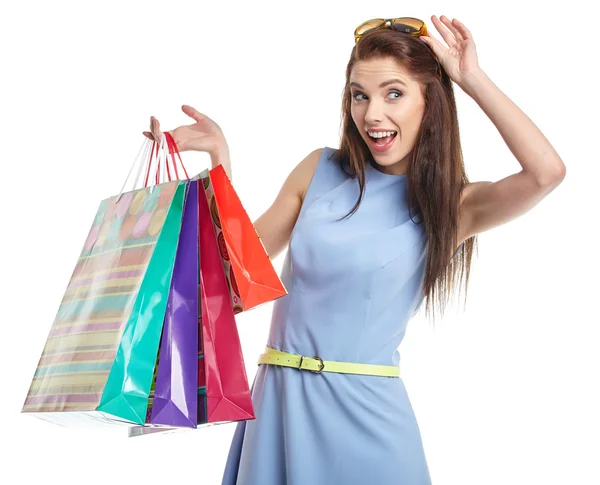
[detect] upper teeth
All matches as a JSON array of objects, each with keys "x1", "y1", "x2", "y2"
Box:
[{"x1": 368, "y1": 131, "x2": 396, "y2": 138}]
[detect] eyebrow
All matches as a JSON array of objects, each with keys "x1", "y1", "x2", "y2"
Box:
[{"x1": 349, "y1": 78, "x2": 408, "y2": 89}]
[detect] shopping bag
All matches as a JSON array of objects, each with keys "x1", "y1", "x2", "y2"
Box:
[
  {"x1": 145, "y1": 179, "x2": 199, "y2": 428},
  {"x1": 21, "y1": 176, "x2": 187, "y2": 426},
  {"x1": 196, "y1": 171, "x2": 255, "y2": 424},
  {"x1": 205, "y1": 164, "x2": 287, "y2": 312}
]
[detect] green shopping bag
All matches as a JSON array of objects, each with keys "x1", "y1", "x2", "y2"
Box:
[{"x1": 22, "y1": 138, "x2": 187, "y2": 427}]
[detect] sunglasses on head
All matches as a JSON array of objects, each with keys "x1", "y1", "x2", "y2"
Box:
[{"x1": 354, "y1": 17, "x2": 443, "y2": 80}]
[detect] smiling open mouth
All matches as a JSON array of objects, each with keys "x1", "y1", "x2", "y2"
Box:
[{"x1": 367, "y1": 132, "x2": 397, "y2": 152}]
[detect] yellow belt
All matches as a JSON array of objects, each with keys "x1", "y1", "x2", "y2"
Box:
[{"x1": 257, "y1": 346, "x2": 400, "y2": 378}]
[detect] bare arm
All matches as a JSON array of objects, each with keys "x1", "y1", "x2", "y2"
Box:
[
  {"x1": 456, "y1": 69, "x2": 566, "y2": 246},
  {"x1": 252, "y1": 148, "x2": 322, "y2": 260}
]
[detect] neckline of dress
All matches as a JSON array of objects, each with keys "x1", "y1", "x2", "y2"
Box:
[{"x1": 367, "y1": 160, "x2": 408, "y2": 180}]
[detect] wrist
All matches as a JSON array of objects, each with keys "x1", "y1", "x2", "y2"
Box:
[
  {"x1": 210, "y1": 140, "x2": 232, "y2": 180},
  {"x1": 460, "y1": 68, "x2": 490, "y2": 99},
  {"x1": 210, "y1": 143, "x2": 229, "y2": 166},
  {"x1": 209, "y1": 132, "x2": 228, "y2": 159}
]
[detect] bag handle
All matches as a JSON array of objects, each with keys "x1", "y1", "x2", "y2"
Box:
[
  {"x1": 117, "y1": 134, "x2": 169, "y2": 201},
  {"x1": 154, "y1": 132, "x2": 180, "y2": 185},
  {"x1": 164, "y1": 132, "x2": 190, "y2": 180},
  {"x1": 117, "y1": 131, "x2": 189, "y2": 202},
  {"x1": 144, "y1": 133, "x2": 189, "y2": 186},
  {"x1": 144, "y1": 134, "x2": 172, "y2": 187},
  {"x1": 118, "y1": 137, "x2": 153, "y2": 202}
]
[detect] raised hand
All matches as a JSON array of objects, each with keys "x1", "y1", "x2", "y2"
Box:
[
  {"x1": 143, "y1": 105, "x2": 227, "y2": 156},
  {"x1": 419, "y1": 15, "x2": 481, "y2": 88}
]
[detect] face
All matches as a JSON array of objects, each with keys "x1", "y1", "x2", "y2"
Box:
[{"x1": 349, "y1": 57, "x2": 426, "y2": 175}]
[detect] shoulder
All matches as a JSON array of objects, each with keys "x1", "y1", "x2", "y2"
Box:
[
  {"x1": 295, "y1": 147, "x2": 326, "y2": 202},
  {"x1": 289, "y1": 147, "x2": 343, "y2": 203}
]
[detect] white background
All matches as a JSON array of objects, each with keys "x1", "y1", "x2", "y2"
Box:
[{"x1": 1, "y1": 1, "x2": 598, "y2": 484}]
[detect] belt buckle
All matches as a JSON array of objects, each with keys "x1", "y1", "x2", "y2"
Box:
[{"x1": 298, "y1": 355, "x2": 324, "y2": 374}]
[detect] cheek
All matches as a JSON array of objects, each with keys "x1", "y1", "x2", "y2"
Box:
[{"x1": 350, "y1": 106, "x2": 363, "y2": 129}]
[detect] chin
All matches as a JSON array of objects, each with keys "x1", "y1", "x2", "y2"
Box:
[{"x1": 371, "y1": 149, "x2": 400, "y2": 161}]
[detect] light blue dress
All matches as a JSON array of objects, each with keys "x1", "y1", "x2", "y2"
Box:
[{"x1": 221, "y1": 146, "x2": 433, "y2": 485}]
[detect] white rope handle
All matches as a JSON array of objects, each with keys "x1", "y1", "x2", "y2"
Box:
[
  {"x1": 132, "y1": 137, "x2": 153, "y2": 191},
  {"x1": 157, "y1": 132, "x2": 172, "y2": 185},
  {"x1": 117, "y1": 137, "x2": 153, "y2": 202},
  {"x1": 117, "y1": 133, "x2": 174, "y2": 202}
]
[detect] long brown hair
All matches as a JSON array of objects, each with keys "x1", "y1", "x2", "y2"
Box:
[{"x1": 330, "y1": 28, "x2": 476, "y2": 324}]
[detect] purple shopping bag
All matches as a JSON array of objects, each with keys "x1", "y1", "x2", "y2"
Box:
[{"x1": 146, "y1": 179, "x2": 199, "y2": 428}]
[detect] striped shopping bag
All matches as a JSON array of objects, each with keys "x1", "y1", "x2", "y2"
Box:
[{"x1": 22, "y1": 157, "x2": 188, "y2": 426}]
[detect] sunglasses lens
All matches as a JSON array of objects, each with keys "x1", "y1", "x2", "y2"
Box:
[
  {"x1": 355, "y1": 19, "x2": 385, "y2": 36},
  {"x1": 391, "y1": 18, "x2": 424, "y2": 34}
]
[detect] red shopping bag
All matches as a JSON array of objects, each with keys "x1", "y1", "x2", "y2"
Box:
[{"x1": 208, "y1": 164, "x2": 287, "y2": 311}]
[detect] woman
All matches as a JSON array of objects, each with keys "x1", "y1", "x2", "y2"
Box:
[{"x1": 145, "y1": 15, "x2": 566, "y2": 485}]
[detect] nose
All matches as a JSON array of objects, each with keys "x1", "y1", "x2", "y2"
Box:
[{"x1": 364, "y1": 98, "x2": 386, "y2": 126}]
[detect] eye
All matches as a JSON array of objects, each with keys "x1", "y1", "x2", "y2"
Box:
[{"x1": 351, "y1": 90, "x2": 403, "y2": 101}]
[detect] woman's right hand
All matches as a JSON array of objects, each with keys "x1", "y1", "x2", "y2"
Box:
[{"x1": 143, "y1": 105, "x2": 227, "y2": 156}]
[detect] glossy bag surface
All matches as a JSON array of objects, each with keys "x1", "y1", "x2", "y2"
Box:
[
  {"x1": 147, "y1": 180, "x2": 199, "y2": 428},
  {"x1": 193, "y1": 164, "x2": 287, "y2": 314}
]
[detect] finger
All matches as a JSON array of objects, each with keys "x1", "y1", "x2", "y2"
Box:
[
  {"x1": 150, "y1": 116, "x2": 163, "y2": 140},
  {"x1": 143, "y1": 131, "x2": 158, "y2": 142},
  {"x1": 418, "y1": 34, "x2": 432, "y2": 49},
  {"x1": 419, "y1": 32, "x2": 446, "y2": 57},
  {"x1": 182, "y1": 104, "x2": 206, "y2": 123},
  {"x1": 433, "y1": 15, "x2": 458, "y2": 44},
  {"x1": 439, "y1": 15, "x2": 464, "y2": 42},
  {"x1": 424, "y1": 18, "x2": 445, "y2": 48},
  {"x1": 451, "y1": 18, "x2": 472, "y2": 40},
  {"x1": 431, "y1": 15, "x2": 457, "y2": 47}
]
